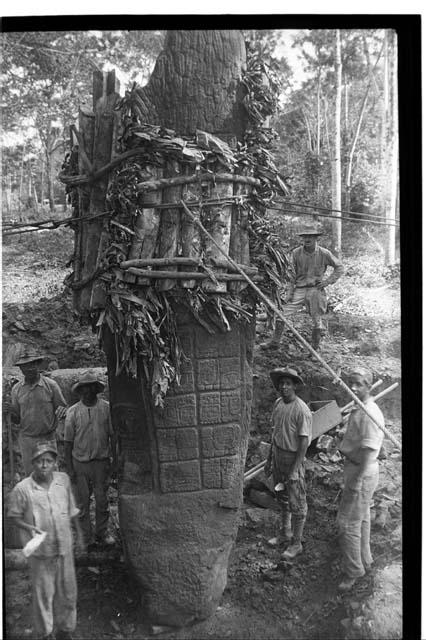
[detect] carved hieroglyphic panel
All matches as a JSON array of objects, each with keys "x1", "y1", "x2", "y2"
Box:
[{"x1": 153, "y1": 319, "x2": 251, "y2": 494}]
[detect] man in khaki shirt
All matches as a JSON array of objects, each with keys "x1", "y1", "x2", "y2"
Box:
[
  {"x1": 262, "y1": 222, "x2": 343, "y2": 350},
  {"x1": 9, "y1": 348, "x2": 67, "y2": 475},
  {"x1": 64, "y1": 371, "x2": 117, "y2": 548}
]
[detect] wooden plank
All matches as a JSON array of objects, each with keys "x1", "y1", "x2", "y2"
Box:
[
  {"x1": 157, "y1": 159, "x2": 181, "y2": 291},
  {"x1": 81, "y1": 70, "x2": 120, "y2": 311},
  {"x1": 180, "y1": 164, "x2": 201, "y2": 288},
  {"x1": 202, "y1": 163, "x2": 233, "y2": 293},
  {"x1": 311, "y1": 400, "x2": 342, "y2": 440}
]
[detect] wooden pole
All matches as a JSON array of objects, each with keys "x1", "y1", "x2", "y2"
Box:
[{"x1": 180, "y1": 199, "x2": 401, "y2": 451}]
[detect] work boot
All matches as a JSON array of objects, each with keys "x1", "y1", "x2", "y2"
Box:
[
  {"x1": 311, "y1": 328, "x2": 322, "y2": 350},
  {"x1": 282, "y1": 542, "x2": 303, "y2": 560}
]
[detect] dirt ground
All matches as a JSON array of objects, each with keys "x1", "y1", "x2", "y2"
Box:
[{"x1": 2, "y1": 225, "x2": 402, "y2": 639}]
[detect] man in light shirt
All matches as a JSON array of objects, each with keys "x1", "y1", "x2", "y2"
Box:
[
  {"x1": 262, "y1": 222, "x2": 343, "y2": 351},
  {"x1": 264, "y1": 367, "x2": 312, "y2": 560},
  {"x1": 9, "y1": 348, "x2": 67, "y2": 475},
  {"x1": 64, "y1": 371, "x2": 117, "y2": 548},
  {"x1": 337, "y1": 367, "x2": 385, "y2": 592}
]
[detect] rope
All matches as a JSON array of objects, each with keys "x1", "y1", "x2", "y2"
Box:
[
  {"x1": 276, "y1": 198, "x2": 399, "y2": 224},
  {"x1": 269, "y1": 205, "x2": 399, "y2": 228},
  {"x1": 179, "y1": 198, "x2": 401, "y2": 452}
]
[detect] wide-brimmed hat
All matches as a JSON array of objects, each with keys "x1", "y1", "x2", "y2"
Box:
[
  {"x1": 31, "y1": 441, "x2": 58, "y2": 462},
  {"x1": 270, "y1": 367, "x2": 304, "y2": 389},
  {"x1": 72, "y1": 371, "x2": 105, "y2": 394},
  {"x1": 297, "y1": 222, "x2": 323, "y2": 236},
  {"x1": 15, "y1": 347, "x2": 46, "y2": 366}
]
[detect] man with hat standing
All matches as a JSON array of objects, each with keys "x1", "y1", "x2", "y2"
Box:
[
  {"x1": 7, "y1": 440, "x2": 84, "y2": 640},
  {"x1": 262, "y1": 222, "x2": 344, "y2": 350},
  {"x1": 9, "y1": 347, "x2": 67, "y2": 475},
  {"x1": 264, "y1": 367, "x2": 312, "y2": 560},
  {"x1": 64, "y1": 371, "x2": 117, "y2": 548}
]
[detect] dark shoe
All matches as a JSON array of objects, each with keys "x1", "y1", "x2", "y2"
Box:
[
  {"x1": 56, "y1": 631, "x2": 73, "y2": 640},
  {"x1": 260, "y1": 339, "x2": 280, "y2": 351},
  {"x1": 95, "y1": 534, "x2": 115, "y2": 547},
  {"x1": 311, "y1": 329, "x2": 322, "y2": 350},
  {"x1": 338, "y1": 576, "x2": 358, "y2": 592}
]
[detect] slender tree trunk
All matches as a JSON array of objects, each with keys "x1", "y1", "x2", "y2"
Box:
[
  {"x1": 385, "y1": 30, "x2": 398, "y2": 265},
  {"x1": 18, "y1": 146, "x2": 25, "y2": 220},
  {"x1": 380, "y1": 30, "x2": 389, "y2": 216},
  {"x1": 331, "y1": 29, "x2": 342, "y2": 256}
]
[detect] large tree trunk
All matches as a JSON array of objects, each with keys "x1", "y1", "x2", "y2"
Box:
[{"x1": 93, "y1": 30, "x2": 252, "y2": 626}]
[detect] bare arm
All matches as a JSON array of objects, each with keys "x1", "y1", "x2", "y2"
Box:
[
  {"x1": 9, "y1": 517, "x2": 43, "y2": 536},
  {"x1": 320, "y1": 250, "x2": 344, "y2": 288},
  {"x1": 64, "y1": 441, "x2": 76, "y2": 482}
]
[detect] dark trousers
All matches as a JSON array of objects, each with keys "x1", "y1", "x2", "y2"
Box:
[{"x1": 73, "y1": 458, "x2": 110, "y2": 543}]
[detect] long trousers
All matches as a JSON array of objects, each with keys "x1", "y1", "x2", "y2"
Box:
[
  {"x1": 275, "y1": 286, "x2": 328, "y2": 337},
  {"x1": 337, "y1": 460, "x2": 379, "y2": 578},
  {"x1": 73, "y1": 458, "x2": 110, "y2": 544},
  {"x1": 29, "y1": 553, "x2": 77, "y2": 638}
]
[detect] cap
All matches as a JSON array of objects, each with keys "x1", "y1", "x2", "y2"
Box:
[
  {"x1": 31, "y1": 441, "x2": 58, "y2": 462},
  {"x1": 270, "y1": 367, "x2": 304, "y2": 389},
  {"x1": 297, "y1": 221, "x2": 323, "y2": 236}
]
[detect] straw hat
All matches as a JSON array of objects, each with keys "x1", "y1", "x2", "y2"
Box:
[
  {"x1": 15, "y1": 347, "x2": 46, "y2": 366},
  {"x1": 72, "y1": 371, "x2": 105, "y2": 394},
  {"x1": 270, "y1": 367, "x2": 304, "y2": 389}
]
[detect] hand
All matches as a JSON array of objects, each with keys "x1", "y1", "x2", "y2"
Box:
[
  {"x1": 30, "y1": 526, "x2": 44, "y2": 537},
  {"x1": 316, "y1": 281, "x2": 327, "y2": 291},
  {"x1": 56, "y1": 406, "x2": 67, "y2": 420}
]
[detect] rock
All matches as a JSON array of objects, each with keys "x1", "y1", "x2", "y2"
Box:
[
  {"x1": 361, "y1": 563, "x2": 402, "y2": 639},
  {"x1": 245, "y1": 507, "x2": 280, "y2": 529},
  {"x1": 248, "y1": 489, "x2": 278, "y2": 510}
]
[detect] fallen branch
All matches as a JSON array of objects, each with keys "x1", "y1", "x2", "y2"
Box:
[
  {"x1": 5, "y1": 548, "x2": 121, "y2": 571},
  {"x1": 136, "y1": 172, "x2": 261, "y2": 193}
]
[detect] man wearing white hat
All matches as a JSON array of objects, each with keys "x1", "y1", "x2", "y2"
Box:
[
  {"x1": 9, "y1": 347, "x2": 67, "y2": 475},
  {"x1": 262, "y1": 222, "x2": 344, "y2": 350},
  {"x1": 64, "y1": 371, "x2": 117, "y2": 548},
  {"x1": 264, "y1": 367, "x2": 312, "y2": 560}
]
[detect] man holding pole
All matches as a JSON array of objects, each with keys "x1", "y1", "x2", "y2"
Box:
[
  {"x1": 264, "y1": 367, "x2": 312, "y2": 560},
  {"x1": 336, "y1": 367, "x2": 385, "y2": 592},
  {"x1": 261, "y1": 222, "x2": 344, "y2": 351}
]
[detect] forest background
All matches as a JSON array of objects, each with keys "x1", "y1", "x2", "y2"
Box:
[{"x1": 1, "y1": 27, "x2": 399, "y2": 264}]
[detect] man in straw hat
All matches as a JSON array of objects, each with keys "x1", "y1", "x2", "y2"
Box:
[
  {"x1": 8, "y1": 440, "x2": 84, "y2": 640},
  {"x1": 64, "y1": 371, "x2": 117, "y2": 548},
  {"x1": 264, "y1": 367, "x2": 312, "y2": 560},
  {"x1": 9, "y1": 347, "x2": 67, "y2": 475},
  {"x1": 336, "y1": 366, "x2": 385, "y2": 592},
  {"x1": 261, "y1": 221, "x2": 343, "y2": 351}
]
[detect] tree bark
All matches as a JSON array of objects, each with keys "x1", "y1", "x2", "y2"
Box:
[{"x1": 331, "y1": 29, "x2": 342, "y2": 256}]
